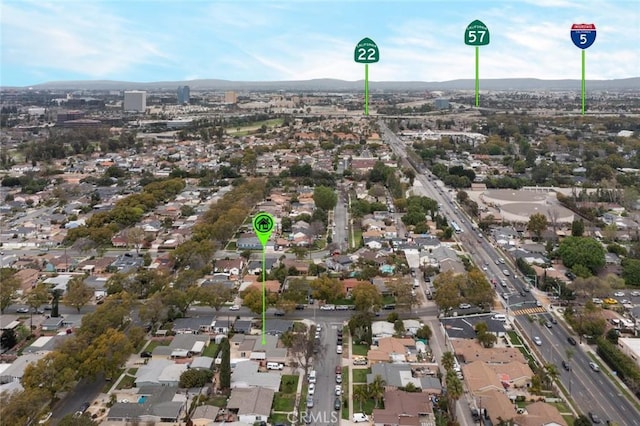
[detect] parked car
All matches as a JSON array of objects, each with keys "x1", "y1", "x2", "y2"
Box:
[
  {"x1": 335, "y1": 385, "x2": 342, "y2": 396},
  {"x1": 613, "y1": 291, "x2": 625, "y2": 297},
  {"x1": 336, "y1": 345, "x2": 343, "y2": 354},
  {"x1": 353, "y1": 413, "x2": 369, "y2": 423},
  {"x1": 16, "y1": 307, "x2": 29, "y2": 313},
  {"x1": 334, "y1": 396, "x2": 342, "y2": 410},
  {"x1": 459, "y1": 303, "x2": 472, "y2": 309},
  {"x1": 306, "y1": 396, "x2": 314, "y2": 408},
  {"x1": 140, "y1": 351, "x2": 152, "y2": 358},
  {"x1": 229, "y1": 305, "x2": 240, "y2": 311},
  {"x1": 308, "y1": 383, "x2": 315, "y2": 395}
]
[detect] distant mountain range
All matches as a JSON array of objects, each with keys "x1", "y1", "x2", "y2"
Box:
[{"x1": 7, "y1": 77, "x2": 640, "y2": 91}]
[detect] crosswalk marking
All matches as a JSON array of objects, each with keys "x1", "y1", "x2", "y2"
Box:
[{"x1": 511, "y1": 307, "x2": 547, "y2": 316}]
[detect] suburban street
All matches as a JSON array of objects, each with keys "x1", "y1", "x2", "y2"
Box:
[{"x1": 379, "y1": 120, "x2": 640, "y2": 423}]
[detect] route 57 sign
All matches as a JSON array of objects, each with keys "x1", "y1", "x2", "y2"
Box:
[{"x1": 465, "y1": 20, "x2": 490, "y2": 46}]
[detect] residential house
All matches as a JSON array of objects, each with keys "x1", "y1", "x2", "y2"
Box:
[
  {"x1": 368, "y1": 337, "x2": 419, "y2": 363},
  {"x1": 230, "y1": 360, "x2": 282, "y2": 392},
  {"x1": 226, "y1": 387, "x2": 275, "y2": 425},
  {"x1": 367, "y1": 363, "x2": 441, "y2": 393},
  {"x1": 106, "y1": 386, "x2": 185, "y2": 423},
  {"x1": 172, "y1": 316, "x2": 215, "y2": 334},
  {"x1": 191, "y1": 405, "x2": 220, "y2": 426},
  {"x1": 14, "y1": 268, "x2": 39, "y2": 293},
  {"x1": 135, "y1": 359, "x2": 189, "y2": 387},
  {"x1": 513, "y1": 401, "x2": 568, "y2": 426},
  {"x1": 452, "y1": 340, "x2": 527, "y2": 365},
  {"x1": 215, "y1": 258, "x2": 244, "y2": 277},
  {"x1": 462, "y1": 361, "x2": 506, "y2": 393},
  {"x1": 372, "y1": 389, "x2": 435, "y2": 426},
  {"x1": 475, "y1": 389, "x2": 516, "y2": 425}
]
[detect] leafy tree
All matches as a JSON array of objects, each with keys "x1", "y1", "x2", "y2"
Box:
[
  {"x1": 415, "y1": 324, "x2": 432, "y2": 341},
  {"x1": 312, "y1": 185, "x2": 337, "y2": 210},
  {"x1": 310, "y1": 275, "x2": 344, "y2": 302},
  {"x1": 282, "y1": 325, "x2": 318, "y2": 378},
  {"x1": 240, "y1": 286, "x2": 264, "y2": 314},
  {"x1": 198, "y1": 283, "x2": 234, "y2": 311},
  {"x1": 348, "y1": 312, "x2": 373, "y2": 345},
  {"x1": 63, "y1": 277, "x2": 94, "y2": 312},
  {"x1": 353, "y1": 384, "x2": 368, "y2": 411},
  {"x1": 139, "y1": 292, "x2": 169, "y2": 329},
  {"x1": 0, "y1": 329, "x2": 17, "y2": 349},
  {"x1": 475, "y1": 322, "x2": 498, "y2": 348},
  {"x1": 574, "y1": 415, "x2": 592, "y2": 426},
  {"x1": 352, "y1": 282, "x2": 382, "y2": 312},
  {"x1": 281, "y1": 278, "x2": 310, "y2": 303},
  {"x1": 79, "y1": 328, "x2": 134, "y2": 380},
  {"x1": 219, "y1": 338, "x2": 231, "y2": 389},
  {"x1": 445, "y1": 370, "x2": 464, "y2": 421},
  {"x1": 0, "y1": 388, "x2": 50, "y2": 425},
  {"x1": 393, "y1": 319, "x2": 405, "y2": 337},
  {"x1": 571, "y1": 219, "x2": 585, "y2": 237},
  {"x1": 386, "y1": 312, "x2": 399, "y2": 323},
  {"x1": 368, "y1": 374, "x2": 386, "y2": 408},
  {"x1": 179, "y1": 368, "x2": 213, "y2": 388},
  {"x1": 57, "y1": 413, "x2": 98, "y2": 425},
  {"x1": 23, "y1": 351, "x2": 79, "y2": 398},
  {"x1": 622, "y1": 258, "x2": 640, "y2": 287},
  {"x1": 558, "y1": 236, "x2": 606, "y2": 275},
  {"x1": 527, "y1": 212, "x2": 548, "y2": 241},
  {"x1": 441, "y1": 351, "x2": 455, "y2": 372},
  {"x1": 27, "y1": 284, "x2": 50, "y2": 312},
  {"x1": 0, "y1": 268, "x2": 20, "y2": 313}
]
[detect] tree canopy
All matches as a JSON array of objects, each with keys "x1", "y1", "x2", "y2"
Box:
[
  {"x1": 313, "y1": 185, "x2": 337, "y2": 210},
  {"x1": 558, "y1": 236, "x2": 606, "y2": 275}
]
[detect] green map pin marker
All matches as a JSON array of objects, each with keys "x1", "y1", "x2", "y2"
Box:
[
  {"x1": 464, "y1": 20, "x2": 490, "y2": 107},
  {"x1": 252, "y1": 212, "x2": 275, "y2": 344},
  {"x1": 252, "y1": 212, "x2": 275, "y2": 248}
]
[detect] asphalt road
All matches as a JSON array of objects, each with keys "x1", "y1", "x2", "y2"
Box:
[
  {"x1": 307, "y1": 320, "x2": 342, "y2": 425},
  {"x1": 50, "y1": 376, "x2": 106, "y2": 425},
  {"x1": 379, "y1": 120, "x2": 640, "y2": 422}
]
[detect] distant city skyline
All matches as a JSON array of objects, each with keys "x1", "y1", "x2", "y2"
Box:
[{"x1": 1, "y1": 0, "x2": 638, "y2": 87}]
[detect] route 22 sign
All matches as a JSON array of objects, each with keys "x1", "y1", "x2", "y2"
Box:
[
  {"x1": 571, "y1": 23, "x2": 596, "y2": 49},
  {"x1": 354, "y1": 38, "x2": 380, "y2": 64}
]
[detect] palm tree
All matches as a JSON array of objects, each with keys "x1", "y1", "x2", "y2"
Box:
[
  {"x1": 446, "y1": 370, "x2": 464, "y2": 422},
  {"x1": 353, "y1": 385, "x2": 368, "y2": 411},
  {"x1": 368, "y1": 374, "x2": 386, "y2": 408},
  {"x1": 442, "y1": 351, "x2": 455, "y2": 373}
]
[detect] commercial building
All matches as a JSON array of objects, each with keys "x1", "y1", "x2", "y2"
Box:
[
  {"x1": 123, "y1": 90, "x2": 147, "y2": 113},
  {"x1": 177, "y1": 85, "x2": 190, "y2": 104}
]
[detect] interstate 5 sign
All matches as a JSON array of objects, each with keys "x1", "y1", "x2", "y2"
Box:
[
  {"x1": 464, "y1": 20, "x2": 490, "y2": 46},
  {"x1": 571, "y1": 23, "x2": 596, "y2": 49},
  {"x1": 354, "y1": 38, "x2": 380, "y2": 63}
]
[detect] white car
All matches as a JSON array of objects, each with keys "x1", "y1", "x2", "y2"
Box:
[
  {"x1": 459, "y1": 303, "x2": 472, "y2": 309},
  {"x1": 308, "y1": 383, "x2": 315, "y2": 395},
  {"x1": 353, "y1": 413, "x2": 369, "y2": 423},
  {"x1": 336, "y1": 345, "x2": 343, "y2": 354},
  {"x1": 229, "y1": 305, "x2": 240, "y2": 311},
  {"x1": 614, "y1": 291, "x2": 625, "y2": 297},
  {"x1": 503, "y1": 270, "x2": 510, "y2": 276},
  {"x1": 335, "y1": 385, "x2": 342, "y2": 396},
  {"x1": 482, "y1": 266, "x2": 488, "y2": 271},
  {"x1": 320, "y1": 304, "x2": 336, "y2": 311},
  {"x1": 631, "y1": 291, "x2": 640, "y2": 297},
  {"x1": 533, "y1": 336, "x2": 542, "y2": 346}
]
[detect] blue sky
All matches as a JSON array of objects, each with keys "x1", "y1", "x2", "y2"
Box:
[{"x1": 1, "y1": 0, "x2": 638, "y2": 86}]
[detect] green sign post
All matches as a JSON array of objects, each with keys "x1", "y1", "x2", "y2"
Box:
[
  {"x1": 354, "y1": 37, "x2": 380, "y2": 116},
  {"x1": 252, "y1": 212, "x2": 275, "y2": 345},
  {"x1": 464, "y1": 20, "x2": 490, "y2": 107}
]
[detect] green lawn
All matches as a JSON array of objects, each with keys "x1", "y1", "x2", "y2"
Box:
[
  {"x1": 269, "y1": 413, "x2": 290, "y2": 424},
  {"x1": 210, "y1": 395, "x2": 228, "y2": 408},
  {"x1": 279, "y1": 375, "x2": 299, "y2": 394},
  {"x1": 352, "y1": 344, "x2": 369, "y2": 356},
  {"x1": 341, "y1": 367, "x2": 350, "y2": 420},
  {"x1": 145, "y1": 339, "x2": 171, "y2": 353},
  {"x1": 202, "y1": 343, "x2": 219, "y2": 358},
  {"x1": 273, "y1": 393, "x2": 296, "y2": 411},
  {"x1": 507, "y1": 331, "x2": 523, "y2": 346},
  {"x1": 298, "y1": 384, "x2": 308, "y2": 415},
  {"x1": 352, "y1": 368, "x2": 370, "y2": 383},
  {"x1": 116, "y1": 374, "x2": 136, "y2": 390},
  {"x1": 352, "y1": 384, "x2": 379, "y2": 414}
]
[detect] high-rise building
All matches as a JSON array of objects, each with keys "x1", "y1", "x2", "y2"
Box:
[
  {"x1": 177, "y1": 86, "x2": 190, "y2": 104},
  {"x1": 123, "y1": 90, "x2": 147, "y2": 112},
  {"x1": 224, "y1": 91, "x2": 237, "y2": 104}
]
